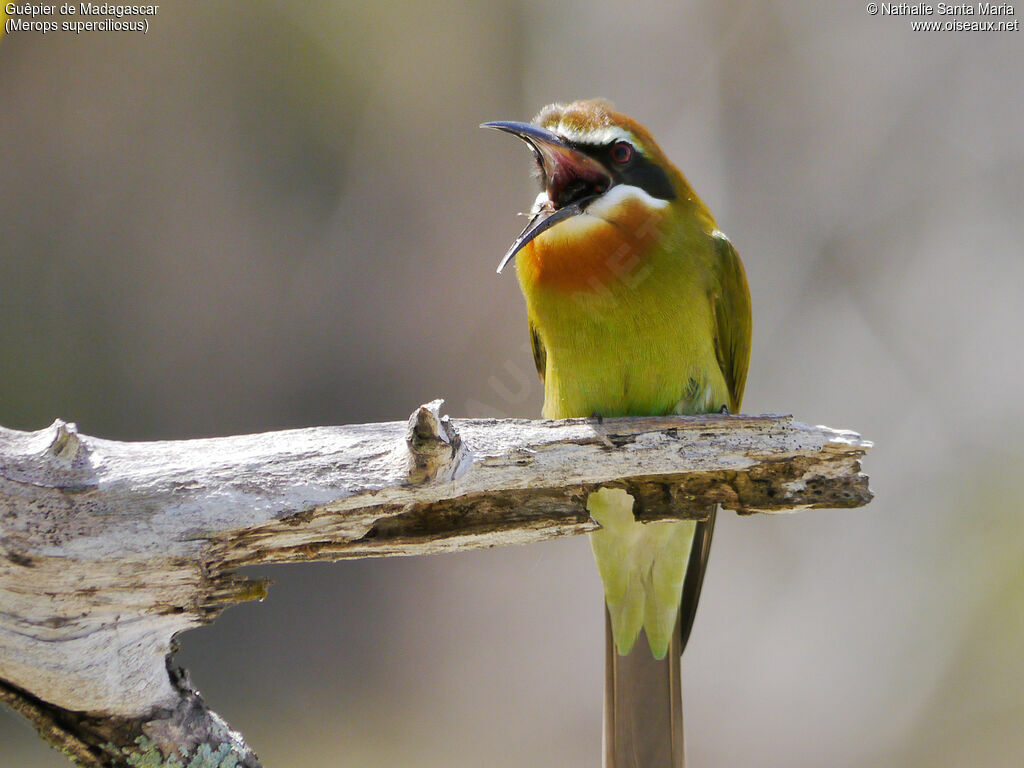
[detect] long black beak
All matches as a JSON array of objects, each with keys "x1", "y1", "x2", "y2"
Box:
[{"x1": 482, "y1": 121, "x2": 611, "y2": 274}]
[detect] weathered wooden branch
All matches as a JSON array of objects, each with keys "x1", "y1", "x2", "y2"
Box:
[{"x1": 0, "y1": 400, "x2": 872, "y2": 766}]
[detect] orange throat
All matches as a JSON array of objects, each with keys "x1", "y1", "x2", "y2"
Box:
[{"x1": 515, "y1": 200, "x2": 666, "y2": 295}]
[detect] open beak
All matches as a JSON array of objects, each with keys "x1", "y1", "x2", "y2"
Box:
[{"x1": 482, "y1": 121, "x2": 611, "y2": 274}]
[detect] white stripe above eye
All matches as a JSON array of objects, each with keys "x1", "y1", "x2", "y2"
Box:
[{"x1": 555, "y1": 123, "x2": 635, "y2": 147}]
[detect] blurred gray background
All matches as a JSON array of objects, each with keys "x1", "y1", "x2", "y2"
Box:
[{"x1": 2, "y1": 1, "x2": 1023, "y2": 766}]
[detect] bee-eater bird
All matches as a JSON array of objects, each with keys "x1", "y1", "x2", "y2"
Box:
[{"x1": 483, "y1": 99, "x2": 751, "y2": 767}]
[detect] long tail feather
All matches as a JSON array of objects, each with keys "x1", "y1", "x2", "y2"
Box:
[
  {"x1": 604, "y1": 609, "x2": 684, "y2": 768},
  {"x1": 678, "y1": 506, "x2": 716, "y2": 653},
  {"x1": 603, "y1": 504, "x2": 717, "y2": 768}
]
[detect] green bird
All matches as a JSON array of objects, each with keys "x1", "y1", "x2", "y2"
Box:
[{"x1": 484, "y1": 99, "x2": 751, "y2": 766}]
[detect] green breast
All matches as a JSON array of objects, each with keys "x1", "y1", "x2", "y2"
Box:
[{"x1": 525, "y1": 231, "x2": 731, "y2": 420}]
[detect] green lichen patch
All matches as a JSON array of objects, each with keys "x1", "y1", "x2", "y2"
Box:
[{"x1": 114, "y1": 736, "x2": 242, "y2": 768}]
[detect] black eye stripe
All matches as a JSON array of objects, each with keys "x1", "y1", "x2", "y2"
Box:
[
  {"x1": 571, "y1": 141, "x2": 676, "y2": 201},
  {"x1": 615, "y1": 156, "x2": 676, "y2": 201}
]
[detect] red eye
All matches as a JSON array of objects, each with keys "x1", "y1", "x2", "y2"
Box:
[{"x1": 611, "y1": 141, "x2": 633, "y2": 164}]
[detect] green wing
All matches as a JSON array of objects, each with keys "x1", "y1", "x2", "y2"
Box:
[
  {"x1": 678, "y1": 232, "x2": 752, "y2": 655},
  {"x1": 711, "y1": 232, "x2": 752, "y2": 412},
  {"x1": 529, "y1": 320, "x2": 547, "y2": 383}
]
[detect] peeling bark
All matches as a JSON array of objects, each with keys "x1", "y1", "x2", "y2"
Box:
[{"x1": 0, "y1": 400, "x2": 872, "y2": 765}]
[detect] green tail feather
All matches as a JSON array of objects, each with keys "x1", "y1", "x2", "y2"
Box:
[{"x1": 587, "y1": 488, "x2": 696, "y2": 659}]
